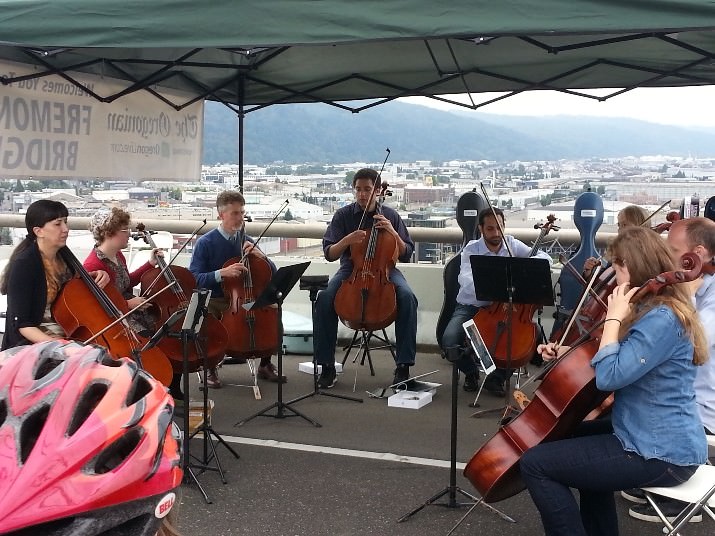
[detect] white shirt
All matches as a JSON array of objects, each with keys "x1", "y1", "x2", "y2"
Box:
[
  {"x1": 694, "y1": 273, "x2": 715, "y2": 433},
  {"x1": 456, "y1": 235, "x2": 553, "y2": 307}
]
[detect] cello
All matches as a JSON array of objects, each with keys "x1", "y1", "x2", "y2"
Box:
[
  {"x1": 134, "y1": 223, "x2": 228, "y2": 373},
  {"x1": 463, "y1": 252, "x2": 705, "y2": 503},
  {"x1": 220, "y1": 202, "x2": 287, "y2": 361},
  {"x1": 471, "y1": 189, "x2": 558, "y2": 369},
  {"x1": 52, "y1": 246, "x2": 173, "y2": 386},
  {"x1": 334, "y1": 156, "x2": 399, "y2": 331}
]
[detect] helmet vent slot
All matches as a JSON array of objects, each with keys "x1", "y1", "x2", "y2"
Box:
[
  {"x1": 126, "y1": 374, "x2": 153, "y2": 407},
  {"x1": 33, "y1": 356, "x2": 63, "y2": 380},
  {"x1": 0, "y1": 398, "x2": 7, "y2": 429},
  {"x1": 19, "y1": 404, "x2": 50, "y2": 464},
  {"x1": 67, "y1": 382, "x2": 108, "y2": 437},
  {"x1": 99, "y1": 351, "x2": 122, "y2": 367},
  {"x1": 92, "y1": 427, "x2": 142, "y2": 474}
]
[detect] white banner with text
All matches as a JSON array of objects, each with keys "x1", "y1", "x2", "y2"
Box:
[{"x1": 0, "y1": 60, "x2": 203, "y2": 181}]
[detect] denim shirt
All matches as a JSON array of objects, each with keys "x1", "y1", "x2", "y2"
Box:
[{"x1": 591, "y1": 305, "x2": 707, "y2": 466}]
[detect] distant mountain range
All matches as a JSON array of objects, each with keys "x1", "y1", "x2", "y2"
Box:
[{"x1": 202, "y1": 100, "x2": 715, "y2": 165}]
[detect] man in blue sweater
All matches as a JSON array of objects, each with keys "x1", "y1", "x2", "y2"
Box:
[{"x1": 189, "y1": 191, "x2": 285, "y2": 388}]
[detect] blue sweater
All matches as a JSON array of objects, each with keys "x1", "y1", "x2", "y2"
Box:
[{"x1": 189, "y1": 228, "x2": 275, "y2": 298}]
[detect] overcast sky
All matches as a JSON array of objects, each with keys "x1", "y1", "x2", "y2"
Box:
[{"x1": 401, "y1": 86, "x2": 715, "y2": 128}]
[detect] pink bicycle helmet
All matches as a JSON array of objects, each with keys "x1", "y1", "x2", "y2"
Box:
[{"x1": 0, "y1": 340, "x2": 182, "y2": 535}]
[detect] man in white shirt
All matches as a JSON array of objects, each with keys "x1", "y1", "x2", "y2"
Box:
[{"x1": 441, "y1": 207, "x2": 552, "y2": 396}]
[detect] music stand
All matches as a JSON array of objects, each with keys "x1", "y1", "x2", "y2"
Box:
[
  {"x1": 468, "y1": 256, "x2": 553, "y2": 420},
  {"x1": 180, "y1": 289, "x2": 239, "y2": 503},
  {"x1": 398, "y1": 346, "x2": 514, "y2": 527},
  {"x1": 234, "y1": 262, "x2": 320, "y2": 427},
  {"x1": 288, "y1": 275, "x2": 363, "y2": 409}
]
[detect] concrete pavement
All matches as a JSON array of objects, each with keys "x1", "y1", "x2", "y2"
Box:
[{"x1": 173, "y1": 347, "x2": 713, "y2": 536}]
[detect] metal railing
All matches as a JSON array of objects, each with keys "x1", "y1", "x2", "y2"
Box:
[{"x1": 0, "y1": 214, "x2": 616, "y2": 252}]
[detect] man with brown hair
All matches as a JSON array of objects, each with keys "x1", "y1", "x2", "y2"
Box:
[{"x1": 189, "y1": 191, "x2": 285, "y2": 388}]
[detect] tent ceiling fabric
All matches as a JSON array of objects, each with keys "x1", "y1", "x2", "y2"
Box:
[{"x1": 1, "y1": 1, "x2": 715, "y2": 110}]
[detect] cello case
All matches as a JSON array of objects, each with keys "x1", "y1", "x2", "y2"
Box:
[
  {"x1": 435, "y1": 189, "x2": 488, "y2": 349},
  {"x1": 550, "y1": 191, "x2": 603, "y2": 337},
  {"x1": 704, "y1": 196, "x2": 715, "y2": 222}
]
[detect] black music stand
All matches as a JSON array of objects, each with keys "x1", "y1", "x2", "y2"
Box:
[
  {"x1": 176, "y1": 289, "x2": 240, "y2": 503},
  {"x1": 468, "y1": 256, "x2": 553, "y2": 420},
  {"x1": 234, "y1": 262, "x2": 320, "y2": 427},
  {"x1": 398, "y1": 346, "x2": 514, "y2": 527},
  {"x1": 288, "y1": 275, "x2": 363, "y2": 409}
]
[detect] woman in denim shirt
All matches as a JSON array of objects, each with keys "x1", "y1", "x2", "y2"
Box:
[{"x1": 521, "y1": 226, "x2": 708, "y2": 536}]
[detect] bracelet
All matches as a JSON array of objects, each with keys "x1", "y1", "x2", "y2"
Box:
[{"x1": 604, "y1": 318, "x2": 622, "y2": 325}]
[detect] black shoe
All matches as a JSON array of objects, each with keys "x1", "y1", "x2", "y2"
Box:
[
  {"x1": 621, "y1": 488, "x2": 646, "y2": 504},
  {"x1": 463, "y1": 372, "x2": 479, "y2": 392},
  {"x1": 393, "y1": 364, "x2": 414, "y2": 388},
  {"x1": 317, "y1": 365, "x2": 337, "y2": 389},
  {"x1": 205, "y1": 368, "x2": 222, "y2": 389},
  {"x1": 629, "y1": 499, "x2": 701, "y2": 523},
  {"x1": 483, "y1": 378, "x2": 506, "y2": 397}
]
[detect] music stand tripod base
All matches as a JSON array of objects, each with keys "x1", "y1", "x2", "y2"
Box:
[
  {"x1": 233, "y1": 262, "x2": 323, "y2": 427},
  {"x1": 398, "y1": 358, "x2": 514, "y2": 529},
  {"x1": 176, "y1": 289, "x2": 239, "y2": 503}
]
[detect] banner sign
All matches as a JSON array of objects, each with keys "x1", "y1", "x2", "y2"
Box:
[{"x1": 0, "y1": 60, "x2": 203, "y2": 181}]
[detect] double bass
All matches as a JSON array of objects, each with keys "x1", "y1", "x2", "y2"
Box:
[
  {"x1": 463, "y1": 253, "x2": 705, "y2": 503},
  {"x1": 334, "y1": 174, "x2": 399, "y2": 331},
  {"x1": 52, "y1": 246, "x2": 173, "y2": 386},
  {"x1": 134, "y1": 223, "x2": 228, "y2": 373}
]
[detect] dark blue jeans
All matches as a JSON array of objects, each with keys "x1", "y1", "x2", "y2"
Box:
[
  {"x1": 314, "y1": 269, "x2": 417, "y2": 367},
  {"x1": 520, "y1": 432, "x2": 698, "y2": 536},
  {"x1": 441, "y1": 303, "x2": 513, "y2": 385},
  {"x1": 441, "y1": 303, "x2": 479, "y2": 374}
]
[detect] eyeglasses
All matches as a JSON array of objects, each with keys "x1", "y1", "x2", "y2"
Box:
[{"x1": 611, "y1": 256, "x2": 626, "y2": 267}]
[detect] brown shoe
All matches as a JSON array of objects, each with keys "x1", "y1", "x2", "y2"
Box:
[
  {"x1": 205, "y1": 368, "x2": 222, "y2": 389},
  {"x1": 257, "y1": 363, "x2": 287, "y2": 383}
]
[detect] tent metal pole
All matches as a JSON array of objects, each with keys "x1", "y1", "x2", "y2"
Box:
[{"x1": 238, "y1": 75, "x2": 245, "y2": 193}]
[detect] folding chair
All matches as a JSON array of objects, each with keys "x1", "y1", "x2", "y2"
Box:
[{"x1": 641, "y1": 463, "x2": 715, "y2": 535}]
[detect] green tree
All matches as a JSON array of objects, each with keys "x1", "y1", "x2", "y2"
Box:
[
  {"x1": 345, "y1": 171, "x2": 355, "y2": 187},
  {"x1": 283, "y1": 208, "x2": 294, "y2": 221},
  {"x1": 14, "y1": 179, "x2": 24, "y2": 192},
  {"x1": 596, "y1": 185, "x2": 606, "y2": 195}
]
